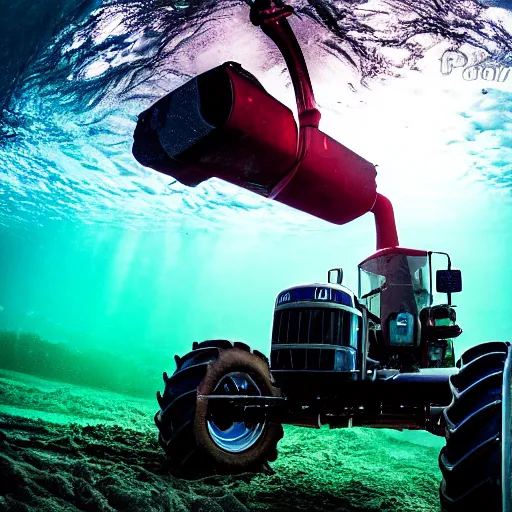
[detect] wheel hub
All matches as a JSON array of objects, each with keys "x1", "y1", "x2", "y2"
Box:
[{"x1": 207, "y1": 372, "x2": 265, "y2": 453}]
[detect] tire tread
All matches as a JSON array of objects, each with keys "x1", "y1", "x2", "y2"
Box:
[{"x1": 439, "y1": 342, "x2": 509, "y2": 511}]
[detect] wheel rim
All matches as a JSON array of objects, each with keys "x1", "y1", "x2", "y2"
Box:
[
  {"x1": 207, "y1": 372, "x2": 265, "y2": 453},
  {"x1": 502, "y1": 344, "x2": 512, "y2": 512}
]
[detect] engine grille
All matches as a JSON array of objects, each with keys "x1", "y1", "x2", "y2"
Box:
[
  {"x1": 271, "y1": 307, "x2": 353, "y2": 346},
  {"x1": 270, "y1": 347, "x2": 336, "y2": 371},
  {"x1": 270, "y1": 307, "x2": 358, "y2": 371}
]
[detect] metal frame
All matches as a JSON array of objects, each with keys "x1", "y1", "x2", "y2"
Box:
[
  {"x1": 199, "y1": 366, "x2": 455, "y2": 431},
  {"x1": 427, "y1": 251, "x2": 454, "y2": 306}
]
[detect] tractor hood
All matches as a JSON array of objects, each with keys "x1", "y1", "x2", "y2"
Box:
[{"x1": 275, "y1": 283, "x2": 358, "y2": 310}]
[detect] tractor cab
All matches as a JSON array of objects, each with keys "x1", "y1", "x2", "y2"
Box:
[{"x1": 357, "y1": 248, "x2": 463, "y2": 370}]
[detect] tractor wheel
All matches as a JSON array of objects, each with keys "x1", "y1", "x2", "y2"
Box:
[
  {"x1": 439, "y1": 341, "x2": 511, "y2": 511},
  {"x1": 155, "y1": 340, "x2": 284, "y2": 477}
]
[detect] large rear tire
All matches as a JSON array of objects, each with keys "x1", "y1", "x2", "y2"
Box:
[
  {"x1": 155, "y1": 340, "x2": 284, "y2": 477},
  {"x1": 439, "y1": 341, "x2": 511, "y2": 511}
]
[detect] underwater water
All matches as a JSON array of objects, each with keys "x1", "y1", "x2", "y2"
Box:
[{"x1": 1, "y1": 0, "x2": 512, "y2": 510}]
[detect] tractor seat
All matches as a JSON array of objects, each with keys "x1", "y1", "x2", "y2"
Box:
[{"x1": 419, "y1": 305, "x2": 462, "y2": 341}]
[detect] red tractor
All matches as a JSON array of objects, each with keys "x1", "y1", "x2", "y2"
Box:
[{"x1": 132, "y1": 1, "x2": 511, "y2": 510}]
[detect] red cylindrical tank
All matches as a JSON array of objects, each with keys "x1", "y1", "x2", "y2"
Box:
[
  {"x1": 274, "y1": 127, "x2": 377, "y2": 225},
  {"x1": 132, "y1": 61, "x2": 377, "y2": 226},
  {"x1": 133, "y1": 62, "x2": 299, "y2": 195}
]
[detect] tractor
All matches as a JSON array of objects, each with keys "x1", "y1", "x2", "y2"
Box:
[{"x1": 131, "y1": 1, "x2": 511, "y2": 510}]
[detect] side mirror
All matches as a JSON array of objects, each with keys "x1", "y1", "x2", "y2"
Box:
[
  {"x1": 436, "y1": 269, "x2": 462, "y2": 294},
  {"x1": 328, "y1": 268, "x2": 343, "y2": 285}
]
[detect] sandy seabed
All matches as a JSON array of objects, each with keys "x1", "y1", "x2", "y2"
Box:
[{"x1": 0, "y1": 369, "x2": 444, "y2": 511}]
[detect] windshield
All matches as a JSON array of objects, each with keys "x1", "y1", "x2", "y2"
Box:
[{"x1": 358, "y1": 254, "x2": 431, "y2": 321}]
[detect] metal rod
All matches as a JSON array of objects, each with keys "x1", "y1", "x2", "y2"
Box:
[
  {"x1": 502, "y1": 343, "x2": 512, "y2": 512},
  {"x1": 248, "y1": 0, "x2": 320, "y2": 127}
]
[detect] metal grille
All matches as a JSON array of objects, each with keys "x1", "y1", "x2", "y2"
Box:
[
  {"x1": 271, "y1": 308, "x2": 353, "y2": 346},
  {"x1": 270, "y1": 347, "x2": 336, "y2": 371}
]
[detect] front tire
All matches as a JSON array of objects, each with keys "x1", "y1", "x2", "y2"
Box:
[
  {"x1": 439, "y1": 341, "x2": 511, "y2": 511},
  {"x1": 155, "y1": 340, "x2": 283, "y2": 476}
]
